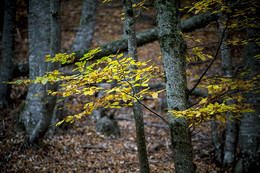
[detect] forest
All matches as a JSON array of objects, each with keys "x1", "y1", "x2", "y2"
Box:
[{"x1": 0, "y1": 0, "x2": 259, "y2": 172}]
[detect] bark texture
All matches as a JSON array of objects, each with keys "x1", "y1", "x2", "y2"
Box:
[
  {"x1": 210, "y1": 10, "x2": 238, "y2": 167},
  {"x1": 155, "y1": 0, "x2": 195, "y2": 172},
  {"x1": 0, "y1": 0, "x2": 16, "y2": 109},
  {"x1": 235, "y1": 27, "x2": 260, "y2": 173},
  {"x1": 0, "y1": 0, "x2": 4, "y2": 36},
  {"x1": 211, "y1": 119, "x2": 223, "y2": 166},
  {"x1": 48, "y1": 0, "x2": 62, "y2": 134},
  {"x1": 18, "y1": 0, "x2": 60, "y2": 146},
  {"x1": 122, "y1": 0, "x2": 150, "y2": 172},
  {"x1": 71, "y1": 0, "x2": 98, "y2": 51},
  {"x1": 223, "y1": 113, "x2": 238, "y2": 167},
  {"x1": 219, "y1": 14, "x2": 232, "y2": 77},
  {"x1": 219, "y1": 12, "x2": 238, "y2": 167}
]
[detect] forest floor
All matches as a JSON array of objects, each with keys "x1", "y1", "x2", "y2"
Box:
[{"x1": 0, "y1": 0, "x2": 244, "y2": 172}]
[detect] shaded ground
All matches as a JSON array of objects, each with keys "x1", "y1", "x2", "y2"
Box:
[
  {"x1": 0, "y1": 0, "x2": 244, "y2": 172},
  {"x1": 1, "y1": 105, "x2": 216, "y2": 172}
]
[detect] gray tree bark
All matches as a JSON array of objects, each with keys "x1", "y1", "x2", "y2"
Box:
[
  {"x1": 48, "y1": 0, "x2": 63, "y2": 134},
  {"x1": 211, "y1": 9, "x2": 238, "y2": 167},
  {"x1": 0, "y1": 0, "x2": 5, "y2": 37},
  {"x1": 210, "y1": 119, "x2": 223, "y2": 166},
  {"x1": 122, "y1": 0, "x2": 150, "y2": 172},
  {"x1": 155, "y1": 0, "x2": 195, "y2": 172},
  {"x1": 219, "y1": 11, "x2": 238, "y2": 167},
  {"x1": 235, "y1": 27, "x2": 260, "y2": 173},
  {"x1": 219, "y1": 17, "x2": 232, "y2": 77},
  {"x1": 71, "y1": 0, "x2": 98, "y2": 51},
  {"x1": 0, "y1": 0, "x2": 16, "y2": 109},
  {"x1": 18, "y1": 0, "x2": 60, "y2": 146}
]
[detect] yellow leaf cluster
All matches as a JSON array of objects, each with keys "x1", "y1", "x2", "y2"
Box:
[
  {"x1": 170, "y1": 73, "x2": 259, "y2": 127},
  {"x1": 36, "y1": 49, "x2": 163, "y2": 126}
]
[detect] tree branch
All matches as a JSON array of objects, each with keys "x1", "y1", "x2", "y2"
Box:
[
  {"x1": 189, "y1": 18, "x2": 229, "y2": 95},
  {"x1": 12, "y1": 11, "x2": 219, "y2": 78}
]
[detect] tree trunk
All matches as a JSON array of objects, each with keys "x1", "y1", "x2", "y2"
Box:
[
  {"x1": 210, "y1": 119, "x2": 223, "y2": 166},
  {"x1": 235, "y1": 27, "x2": 260, "y2": 173},
  {"x1": 219, "y1": 10, "x2": 238, "y2": 167},
  {"x1": 48, "y1": 0, "x2": 62, "y2": 134},
  {"x1": 211, "y1": 9, "x2": 238, "y2": 167},
  {"x1": 71, "y1": 0, "x2": 98, "y2": 51},
  {"x1": 155, "y1": 0, "x2": 195, "y2": 172},
  {"x1": 0, "y1": 0, "x2": 5, "y2": 37},
  {"x1": 0, "y1": 0, "x2": 16, "y2": 109},
  {"x1": 95, "y1": 0, "x2": 140, "y2": 137},
  {"x1": 18, "y1": 0, "x2": 60, "y2": 146},
  {"x1": 122, "y1": 0, "x2": 150, "y2": 172}
]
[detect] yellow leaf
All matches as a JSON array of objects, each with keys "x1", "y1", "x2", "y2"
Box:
[
  {"x1": 117, "y1": 53, "x2": 124, "y2": 59},
  {"x1": 111, "y1": 102, "x2": 120, "y2": 106},
  {"x1": 220, "y1": 116, "x2": 226, "y2": 123},
  {"x1": 152, "y1": 92, "x2": 158, "y2": 99},
  {"x1": 141, "y1": 83, "x2": 148, "y2": 87},
  {"x1": 207, "y1": 55, "x2": 213, "y2": 59},
  {"x1": 196, "y1": 112, "x2": 201, "y2": 117},
  {"x1": 199, "y1": 98, "x2": 207, "y2": 104},
  {"x1": 135, "y1": 74, "x2": 141, "y2": 81},
  {"x1": 107, "y1": 94, "x2": 114, "y2": 100},
  {"x1": 122, "y1": 94, "x2": 128, "y2": 102},
  {"x1": 195, "y1": 39, "x2": 201, "y2": 42},
  {"x1": 130, "y1": 60, "x2": 136, "y2": 65},
  {"x1": 56, "y1": 120, "x2": 64, "y2": 126}
]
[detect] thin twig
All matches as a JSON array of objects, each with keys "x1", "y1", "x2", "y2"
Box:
[
  {"x1": 116, "y1": 58, "x2": 169, "y2": 125},
  {"x1": 189, "y1": 17, "x2": 230, "y2": 95},
  {"x1": 82, "y1": 145, "x2": 109, "y2": 150},
  {"x1": 135, "y1": 98, "x2": 169, "y2": 124}
]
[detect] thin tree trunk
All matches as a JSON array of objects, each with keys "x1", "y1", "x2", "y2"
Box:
[
  {"x1": 210, "y1": 9, "x2": 237, "y2": 167},
  {"x1": 235, "y1": 27, "x2": 260, "y2": 173},
  {"x1": 0, "y1": 0, "x2": 4, "y2": 36},
  {"x1": 223, "y1": 110, "x2": 238, "y2": 167},
  {"x1": 0, "y1": 0, "x2": 16, "y2": 109},
  {"x1": 155, "y1": 0, "x2": 195, "y2": 172},
  {"x1": 218, "y1": 10, "x2": 238, "y2": 167},
  {"x1": 71, "y1": 0, "x2": 98, "y2": 51},
  {"x1": 211, "y1": 118, "x2": 223, "y2": 167},
  {"x1": 122, "y1": 0, "x2": 150, "y2": 172}
]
